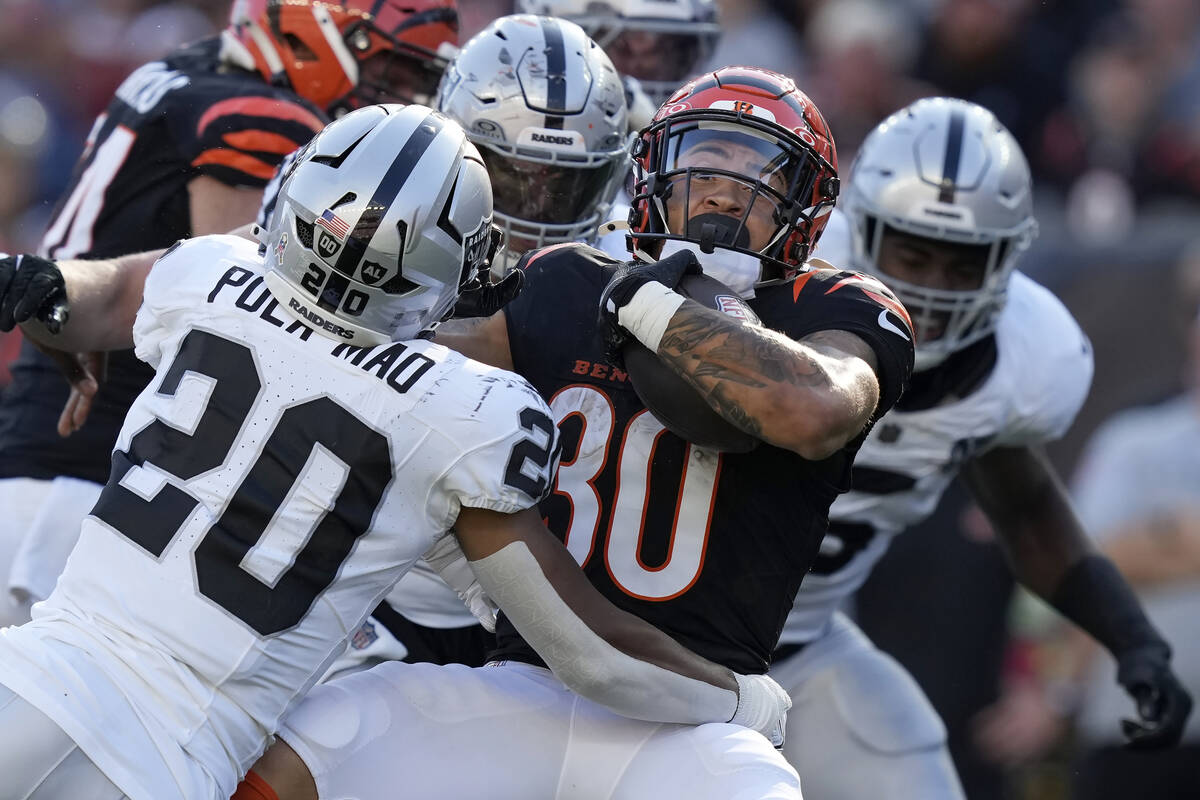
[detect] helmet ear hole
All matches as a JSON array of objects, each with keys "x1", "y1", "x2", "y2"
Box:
[{"x1": 283, "y1": 33, "x2": 318, "y2": 61}]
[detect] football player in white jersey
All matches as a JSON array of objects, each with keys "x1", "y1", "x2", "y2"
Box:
[
  {"x1": 517, "y1": 0, "x2": 720, "y2": 110},
  {"x1": 0, "y1": 104, "x2": 794, "y2": 800},
  {"x1": 767, "y1": 97, "x2": 1193, "y2": 799},
  {"x1": 324, "y1": 13, "x2": 640, "y2": 677},
  {"x1": 228, "y1": 66, "x2": 907, "y2": 800},
  {"x1": 516, "y1": 0, "x2": 724, "y2": 258}
]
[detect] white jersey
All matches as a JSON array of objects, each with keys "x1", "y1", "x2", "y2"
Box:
[
  {"x1": 781, "y1": 268, "x2": 1093, "y2": 642},
  {"x1": 387, "y1": 187, "x2": 634, "y2": 629},
  {"x1": 0, "y1": 236, "x2": 558, "y2": 800}
]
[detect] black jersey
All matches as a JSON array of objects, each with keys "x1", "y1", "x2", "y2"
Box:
[
  {"x1": 491, "y1": 243, "x2": 914, "y2": 674},
  {"x1": 0, "y1": 37, "x2": 325, "y2": 484}
]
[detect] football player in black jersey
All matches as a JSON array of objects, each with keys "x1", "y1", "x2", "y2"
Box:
[
  {"x1": 0, "y1": 0, "x2": 458, "y2": 626},
  {"x1": 208, "y1": 67, "x2": 915, "y2": 799},
  {"x1": 0, "y1": 67, "x2": 912, "y2": 797}
]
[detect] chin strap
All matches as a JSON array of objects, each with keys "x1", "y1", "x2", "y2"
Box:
[{"x1": 597, "y1": 219, "x2": 658, "y2": 264}]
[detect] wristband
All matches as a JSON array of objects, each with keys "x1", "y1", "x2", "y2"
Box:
[
  {"x1": 615, "y1": 281, "x2": 686, "y2": 353},
  {"x1": 1050, "y1": 554, "x2": 1168, "y2": 658}
]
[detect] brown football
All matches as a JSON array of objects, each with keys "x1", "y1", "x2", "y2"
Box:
[{"x1": 622, "y1": 273, "x2": 761, "y2": 453}]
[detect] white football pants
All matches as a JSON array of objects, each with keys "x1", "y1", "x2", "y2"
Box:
[
  {"x1": 770, "y1": 613, "x2": 965, "y2": 800},
  {"x1": 280, "y1": 660, "x2": 802, "y2": 799},
  {"x1": 0, "y1": 475, "x2": 101, "y2": 626},
  {"x1": 0, "y1": 682, "x2": 126, "y2": 799}
]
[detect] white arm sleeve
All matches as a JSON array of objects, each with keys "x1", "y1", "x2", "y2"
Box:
[{"x1": 469, "y1": 541, "x2": 738, "y2": 724}]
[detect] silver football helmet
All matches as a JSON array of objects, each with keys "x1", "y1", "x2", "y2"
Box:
[
  {"x1": 842, "y1": 97, "x2": 1037, "y2": 371},
  {"x1": 518, "y1": 0, "x2": 720, "y2": 107},
  {"x1": 261, "y1": 104, "x2": 495, "y2": 346},
  {"x1": 437, "y1": 14, "x2": 629, "y2": 272}
]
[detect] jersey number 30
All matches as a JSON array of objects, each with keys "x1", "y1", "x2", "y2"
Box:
[
  {"x1": 550, "y1": 385, "x2": 720, "y2": 602},
  {"x1": 91, "y1": 330, "x2": 393, "y2": 636}
]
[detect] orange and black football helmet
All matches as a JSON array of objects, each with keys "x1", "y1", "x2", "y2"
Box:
[
  {"x1": 228, "y1": 0, "x2": 458, "y2": 115},
  {"x1": 629, "y1": 66, "x2": 839, "y2": 284}
]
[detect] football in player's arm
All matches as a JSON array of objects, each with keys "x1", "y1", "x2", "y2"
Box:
[{"x1": 0, "y1": 105, "x2": 793, "y2": 800}]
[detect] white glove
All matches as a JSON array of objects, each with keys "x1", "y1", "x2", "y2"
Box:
[
  {"x1": 422, "y1": 533, "x2": 499, "y2": 632},
  {"x1": 730, "y1": 672, "x2": 792, "y2": 747}
]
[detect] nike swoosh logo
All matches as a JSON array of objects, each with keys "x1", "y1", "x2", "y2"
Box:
[{"x1": 878, "y1": 308, "x2": 910, "y2": 341}]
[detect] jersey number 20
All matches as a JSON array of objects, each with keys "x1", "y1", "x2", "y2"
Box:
[{"x1": 91, "y1": 330, "x2": 393, "y2": 636}]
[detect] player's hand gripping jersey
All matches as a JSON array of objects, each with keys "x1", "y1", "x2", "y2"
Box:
[
  {"x1": 783, "y1": 269, "x2": 1094, "y2": 641},
  {"x1": 0, "y1": 236, "x2": 558, "y2": 800},
  {"x1": 0, "y1": 37, "x2": 325, "y2": 485},
  {"x1": 490, "y1": 243, "x2": 914, "y2": 674}
]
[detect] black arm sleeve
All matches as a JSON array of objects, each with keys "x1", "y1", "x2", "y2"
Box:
[{"x1": 1051, "y1": 554, "x2": 1169, "y2": 659}]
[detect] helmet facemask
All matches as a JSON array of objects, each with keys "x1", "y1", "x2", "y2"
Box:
[
  {"x1": 436, "y1": 14, "x2": 631, "y2": 274},
  {"x1": 480, "y1": 137, "x2": 631, "y2": 272},
  {"x1": 533, "y1": 0, "x2": 722, "y2": 106},
  {"x1": 632, "y1": 114, "x2": 838, "y2": 293},
  {"x1": 581, "y1": 19, "x2": 719, "y2": 106},
  {"x1": 843, "y1": 97, "x2": 1038, "y2": 371},
  {"x1": 856, "y1": 219, "x2": 1031, "y2": 370},
  {"x1": 334, "y1": 17, "x2": 456, "y2": 113}
]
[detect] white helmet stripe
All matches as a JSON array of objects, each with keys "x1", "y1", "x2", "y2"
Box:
[
  {"x1": 246, "y1": 21, "x2": 286, "y2": 76},
  {"x1": 312, "y1": 4, "x2": 360, "y2": 89}
]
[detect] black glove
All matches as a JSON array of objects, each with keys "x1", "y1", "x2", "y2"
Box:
[
  {"x1": 1116, "y1": 643, "x2": 1193, "y2": 750},
  {"x1": 597, "y1": 249, "x2": 701, "y2": 364},
  {"x1": 0, "y1": 253, "x2": 68, "y2": 333},
  {"x1": 453, "y1": 268, "x2": 524, "y2": 319}
]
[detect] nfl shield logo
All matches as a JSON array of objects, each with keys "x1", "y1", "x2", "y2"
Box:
[
  {"x1": 716, "y1": 295, "x2": 757, "y2": 323},
  {"x1": 350, "y1": 620, "x2": 379, "y2": 650}
]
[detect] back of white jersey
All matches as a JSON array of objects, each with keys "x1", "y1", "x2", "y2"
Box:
[
  {"x1": 781, "y1": 270, "x2": 1093, "y2": 642},
  {"x1": 0, "y1": 236, "x2": 558, "y2": 799}
]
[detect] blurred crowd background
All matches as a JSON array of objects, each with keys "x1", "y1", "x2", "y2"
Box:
[{"x1": 0, "y1": 1, "x2": 1197, "y2": 797}]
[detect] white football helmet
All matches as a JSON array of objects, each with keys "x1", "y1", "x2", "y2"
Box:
[
  {"x1": 437, "y1": 14, "x2": 629, "y2": 272},
  {"x1": 842, "y1": 97, "x2": 1037, "y2": 370},
  {"x1": 261, "y1": 104, "x2": 496, "y2": 346},
  {"x1": 518, "y1": 0, "x2": 720, "y2": 107}
]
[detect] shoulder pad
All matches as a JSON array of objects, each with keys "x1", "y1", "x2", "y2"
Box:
[
  {"x1": 990, "y1": 273, "x2": 1093, "y2": 444},
  {"x1": 189, "y1": 91, "x2": 326, "y2": 184}
]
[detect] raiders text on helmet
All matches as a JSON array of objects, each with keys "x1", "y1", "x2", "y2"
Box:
[
  {"x1": 437, "y1": 14, "x2": 630, "y2": 271},
  {"x1": 517, "y1": 0, "x2": 720, "y2": 107},
  {"x1": 261, "y1": 104, "x2": 495, "y2": 346},
  {"x1": 843, "y1": 97, "x2": 1037, "y2": 370}
]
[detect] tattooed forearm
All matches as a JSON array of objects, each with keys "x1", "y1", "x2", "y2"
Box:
[
  {"x1": 654, "y1": 299, "x2": 879, "y2": 456},
  {"x1": 658, "y1": 301, "x2": 833, "y2": 394}
]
